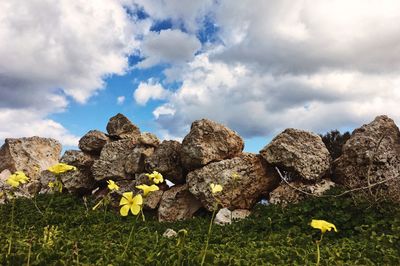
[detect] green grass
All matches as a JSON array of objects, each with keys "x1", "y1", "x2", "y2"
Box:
[{"x1": 1, "y1": 190, "x2": 400, "y2": 265}]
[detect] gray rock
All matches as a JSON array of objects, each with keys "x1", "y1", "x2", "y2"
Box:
[
  {"x1": 214, "y1": 208, "x2": 232, "y2": 225},
  {"x1": 181, "y1": 119, "x2": 244, "y2": 171},
  {"x1": 269, "y1": 179, "x2": 335, "y2": 205},
  {"x1": 0, "y1": 136, "x2": 61, "y2": 183},
  {"x1": 334, "y1": 115, "x2": 400, "y2": 202},
  {"x1": 162, "y1": 229, "x2": 177, "y2": 238},
  {"x1": 60, "y1": 150, "x2": 98, "y2": 195},
  {"x1": 187, "y1": 153, "x2": 280, "y2": 211},
  {"x1": 145, "y1": 140, "x2": 185, "y2": 184},
  {"x1": 92, "y1": 139, "x2": 135, "y2": 181},
  {"x1": 143, "y1": 190, "x2": 164, "y2": 210},
  {"x1": 260, "y1": 128, "x2": 331, "y2": 181},
  {"x1": 125, "y1": 146, "x2": 155, "y2": 175},
  {"x1": 139, "y1": 132, "x2": 160, "y2": 148},
  {"x1": 158, "y1": 184, "x2": 202, "y2": 222},
  {"x1": 231, "y1": 209, "x2": 251, "y2": 220},
  {"x1": 79, "y1": 130, "x2": 109, "y2": 155},
  {"x1": 106, "y1": 113, "x2": 141, "y2": 140}
]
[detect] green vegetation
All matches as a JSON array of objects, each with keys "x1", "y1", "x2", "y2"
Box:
[{"x1": 1, "y1": 190, "x2": 400, "y2": 265}]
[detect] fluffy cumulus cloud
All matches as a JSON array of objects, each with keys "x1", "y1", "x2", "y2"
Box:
[
  {"x1": 138, "y1": 29, "x2": 201, "y2": 68},
  {"x1": 149, "y1": 0, "x2": 400, "y2": 139},
  {"x1": 0, "y1": 0, "x2": 150, "y2": 145},
  {"x1": 134, "y1": 79, "x2": 171, "y2": 105}
]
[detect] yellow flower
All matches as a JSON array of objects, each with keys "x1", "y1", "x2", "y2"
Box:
[
  {"x1": 146, "y1": 171, "x2": 164, "y2": 184},
  {"x1": 48, "y1": 181, "x2": 55, "y2": 188},
  {"x1": 6, "y1": 171, "x2": 29, "y2": 187},
  {"x1": 136, "y1": 184, "x2": 159, "y2": 196},
  {"x1": 47, "y1": 163, "x2": 77, "y2": 174},
  {"x1": 107, "y1": 180, "x2": 119, "y2": 191},
  {"x1": 119, "y1": 192, "x2": 143, "y2": 216},
  {"x1": 210, "y1": 183, "x2": 223, "y2": 194},
  {"x1": 311, "y1": 219, "x2": 338, "y2": 234}
]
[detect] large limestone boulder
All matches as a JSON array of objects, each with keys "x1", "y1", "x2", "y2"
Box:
[
  {"x1": 187, "y1": 153, "x2": 280, "y2": 211},
  {"x1": 92, "y1": 139, "x2": 135, "y2": 181},
  {"x1": 59, "y1": 150, "x2": 98, "y2": 195},
  {"x1": 260, "y1": 129, "x2": 331, "y2": 181},
  {"x1": 158, "y1": 184, "x2": 202, "y2": 222},
  {"x1": 269, "y1": 179, "x2": 335, "y2": 206},
  {"x1": 145, "y1": 140, "x2": 185, "y2": 184},
  {"x1": 0, "y1": 137, "x2": 61, "y2": 182},
  {"x1": 138, "y1": 132, "x2": 160, "y2": 148},
  {"x1": 106, "y1": 113, "x2": 141, "y2": 140},
  {"x1": 334, "y1": 115, "x2": 400, "y2": 202},
  {"x1": 125, "y1": 146, "x2": 155, "y2": 175},
  {"x1": 78, "y1": 130, "x2": 109, "y2": 155},
  {"x1": 181, "y1": 119, "x2": 244, "y2": 171}
]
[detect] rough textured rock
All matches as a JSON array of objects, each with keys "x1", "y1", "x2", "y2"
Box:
[
  {"x1": 162, "y1": 229, "x2": 177, "y2": 238},
  {"x1": 125, "y1": 146, "x2": 155, "y2": 175},
  {"x1": 158, "y1": 184, "x2": 202, "y2": 222},
  {"x1": 181, "y1": 119, "x2": 244, "y2": 171},
  {"x1": 0, "y1": 169, "x2": 12, "y2": 191},
  {"x1": 139, "y1": 133, "x2": 160, "y2": 148},
  {"x1": 145, "y1": 140, "x2": 185, "y2": 184},
  {"x1": 269, "y1": 179, "x2": 336, "y2": 205},
  {"x1": 143, "y1": 190, "x2": 164, "y2": 210},
  {"x1": 214, "y1": 208, "x2": 232, "y2": 225},
  {"x1": 260, "y1": 128, "x2": 331, "y2": 181},
  {"x1": 187, "y1": 153, "x2": 280, "y2": 211},
  {"x1": 0, "y1": 137, "x2": 61, "y2": 182},
  {"x1": 106, "y1": 113, "x2": 141, "y2": 140},
  {"x1": 92, "y1": 139, "x2": 135, "y2": 181},
  {"x1": 334, "y1": 115, "x2": 400, "y2": 202},
  {"x1": 232, "y1": 209, "x2": 251, "y2": 220},
  {"x1": 59, "y1": 150, "x2": 98, "y2": 195},
  {"x1": 78, "y1": 130, "x2": 109, "y2": 155}
]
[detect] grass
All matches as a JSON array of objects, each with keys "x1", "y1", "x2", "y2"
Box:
[{"x1": 1, "y1": 189, "x2": 400, "y2": 265}]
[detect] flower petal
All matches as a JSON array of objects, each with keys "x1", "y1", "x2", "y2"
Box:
[
  {"x1": 132, "y1": 194, "x2": 143, "y2": 205},
  {"x1": 130, "y1": 204, "x2": 141, "y2": 215},
  {"x1": 120, "y1": 205, "x2": 130, "y2": 216}
]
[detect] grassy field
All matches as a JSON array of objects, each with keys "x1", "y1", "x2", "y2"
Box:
[{"x1": 1, "y1": 190, "x2": 400, "y2": 265}]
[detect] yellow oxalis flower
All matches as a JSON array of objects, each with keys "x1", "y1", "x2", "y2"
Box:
[
  {"x1": 311, "y1": 219, "x2": 338, "y2": 234},
  {"x1": 210, "y1": 183, "x2": 223, "y2": 194},
  {"x1": 136, "y1": 184, "x2": 159, "y2": 196},
  {"x1": 146, "y1": 171, "x2": 164, "y2": 184},
  {"x1": 47, "y1": 163, "x2": 77, "y2": 174},
  {"x1": 6, "y1": 171, "x2": 29, "y2": 187},
  {"x1": 119, "y1": 192, "x2": 143, "y2": 216},
  {"x1": 48, "y1": 181, "x2": 55, "y2": 188},
  {"x1": 107, "y1": 180, "x2": 119, "y2": 191}
]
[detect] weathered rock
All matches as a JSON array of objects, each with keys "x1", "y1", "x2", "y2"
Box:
[
  {"x1": 0, "y1": 169, "x2": 12, "y2": 191},
  {"x1": 106, "y1": 113, "x2": 141, "y2": 140},
  {"x1": 78, "y1": 130, "x2": 109, "y2": 155},
  {"x1": 162, "y1": 229, "x2": 177, "y2": 238},
  {"x1": 231, "y1": 209, "x2": 251, "y2": 220},
  {"x1": 187, "y1": 153, "x2": 280, "y2": 211},
  {"x1": 125, "y1": 146, "x2": 155, "y2": 175},
  {"x1": 143, "y1": 190, "x2": 164, "y2": 210},
  {"x1": 0, "y1": 137, "x2": 61, "y2": 182},
  {"x1": 59, "y1": 150, "x2": 98, "y2": 195},
  {"x1": 158, "y1": 184, "x2": 202, "y2": 222},
  {"x1": 181, "y1": 119, "x2": 244, "y2": 171},
  {"x1": 269, "y1": 179, "x2": 335, "y2": 205},
  {"x1": 214, "y1": 208, "x2": 232, "y2": 225},
  {"x1": 92, "y1": 139, "x2": 135, "y2": 181},
  {"x1": 334, "y1": 115, "x2": 400, "y2": 202},
  {"x1": 145, "y1": 140, "x2": 185, "y2": 184},
  {"x1": 139, "y1": 133, "x2": 160, "y2": 148},
  {"x1": 260, "y1": 128, "x2": 331, "y2": 181}
]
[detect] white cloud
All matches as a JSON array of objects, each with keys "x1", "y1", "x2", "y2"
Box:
[
  {"x1": 138, "y1": 29, "x2": 201, "y2": 68},
  {"x1": 134, "y1": 79, "x2": 171, "y2": 105},
  {"x1": 0, "y1": 0, "x2": 150, "y2": 145},
  {"x1": 0, "y1": 109, "x2": 79, "y2": 146},
  {"x1": 117, "y1": 96, "x2": 126, "y2": 105}
]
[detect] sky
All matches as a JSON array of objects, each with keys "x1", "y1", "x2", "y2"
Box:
[{"x1": 1, "y1": 0, "x2": 400, "y2": 153}]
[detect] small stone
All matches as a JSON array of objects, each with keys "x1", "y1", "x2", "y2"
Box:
[
  {"x1": 106, "y1": 113, "x2": 141, "y2": 140},
  {"x1": 214, "y1": 208, "x2": 232, "y2": 226},
  {"x1": 231, "y1": 209, "x2": 251, "y2": 220},
  {"x1": 162, "y1": 228, "x2": 177, "y2": 238},
  {"x1": 139, "y1": 133, "x2": 160, "y2": 147}
]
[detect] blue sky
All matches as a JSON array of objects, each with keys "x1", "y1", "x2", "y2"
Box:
[{"x1": 1, "y1": 0, "x2": 400, "y2": 153}]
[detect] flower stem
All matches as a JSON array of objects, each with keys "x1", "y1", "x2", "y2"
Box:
[
  {"x1": 122, "y1": 215, "x2": 139, "y2": 257},
  {"x1": 200, "y1": 207, "x2": 217, "y2": 266},
  {"x1": 7, "y1": 197, "x2": 15, "y2": 256},
  {"x1": 315, "y1": 233, "x2": 324, "y2": 266}
]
